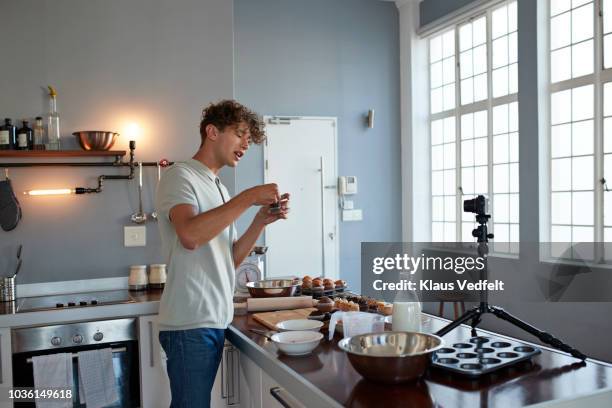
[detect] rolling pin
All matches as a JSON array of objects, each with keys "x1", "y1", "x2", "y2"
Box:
[{"x1": 246, "y1": 296, "x2": 314, "y2": 312}]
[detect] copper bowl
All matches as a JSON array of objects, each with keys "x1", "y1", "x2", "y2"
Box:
[
  {"x1": 73, "y1": 131, "x2": 119, "y2": 151},
  {"x1": 338, "y1": 332, "x2": 444, "y2": 384},
  {"x1": 246, "y1": 280, "x2": 299, "y2": 298}
]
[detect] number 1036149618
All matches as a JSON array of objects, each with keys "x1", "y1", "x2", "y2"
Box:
[{"x1": 6, "y1": 387, "x2": 72, "y2": 401}]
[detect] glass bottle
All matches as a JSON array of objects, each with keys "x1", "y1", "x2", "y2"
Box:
[
  {"x1": 0, "y1": 118, "x2": 10, "y2": 150},
  {"x1": 17, "y1": 120, "x2": 33, "y2": 150},
  {"x1": 33, "y1": 116, "x2": 45, "y2": 150},
  {"x1": 0, "y1": 118, "x2": 17, "y2": 150},
  {"x1": 46, "y1": 85, "x2": 60, "y2": 150}
]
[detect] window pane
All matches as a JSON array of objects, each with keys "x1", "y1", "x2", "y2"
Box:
[
  {"x1": 474, "y1": 111, "x2": 487, "y2": 137},
  {"x1": 572, "y1": 40, "x2": 594, "y2": 78},
  {"x1": 444, "y1": 117, "x2": 456, "y2": 142},
  {"x1": 605, "y1": 34, "x2": 612, "y2": 69},
  {"x1": 604, "y1": 82, "x2": 612, "y2": 117},
  {"x1": 552, "y1": 192, "x2": 572, "y2": 224},
  {"x1": 442, "y1": 57, "x2": 455, "y2": 85},
  {"x1": 493, "y1": 104, "x2": 509, "y2": 135},
  {"x1": 475, "y1": 166, "x2": 488, "y2": 193},
  {"x1": 433, "y1": 196, "x2": 444, "y2": 221},
  {"x1": 509, "y1": 163, "x2": 519, "y2": 192},
  {"x1": 494, "y1": 193, "x2": 509, "y2": 223},
  {"x1": 461, "y1": 78, "x2": 474, "y2": 105},
  {"x1": 431, "y1": 88, "x2": 442, "y2": 113},
  {"x1": 551, "y1": 12, "x2": 571, "y2": 50},
  {"x1": 605, "y1": 118, "x2": 612, "y2": 153},
  {"x1": 432, "y1": 145, "x2": 443, "y2": 170},
  {"x1": 572, "y1": 155, "x2": 593, "y2": 190},
  {"x1": 492, "y1": 6, "x2": 508, "y2": 39},
  {"x1": 551, "y1": 124, "x2": 572, "y2": 157},
  {"x1": 442, "y1": 30, "x2": 455, "y2": 58},
  {"x1": 473, "y1": 74, "x2": 488, "y2": 101},
  {"x1": 510, "y1": 193, "x2": 519, "y2": 222},
  {"x1": 552, "y1": 158, "x2": 572, "y2": 191},
  {"x1": 571, "y1": 120, "x2": 594, "y2": 156},
  {"x1": 494, "y1": 164, "x2": 509, "y2": 193},
  {"x1": 473, "y1": 17, "x2": 486, "y2": 46},
  {"x1": 474, "y1": 138, "x2": 488, "y2": 166},
  {"x1": 460, "y1": 23, "x2": 472, "y2": 52},
  {"x1": 444, "y1": 170, "x2": 455, "y2": 194},
  {"x1": 461, "y1": 113, "x2": 474, "y2": 139},
  {"x1": 445, "y1": 196, "x2": 456, "y2": 221},
  {"x1": 493, "y1": 67, "x2": 509, "y2": 98},
  {"x1": 443, "y1": 84, "x2": 456, "y2": 111},
  {"x1": 431, "y1": 61, "x2": 442, "y2": 89},
  {"x1": 432, "y1": 222, "x2": 444, "y2": 241},
  {"x1": 473, "y1": 45, "x2": 487, "y2": 74},
  {"x1": 432, "y1": 120, "x2": 443, "y2": 145},
  {"x1": 444, "y1": 143, "x2": 456, "y2": 169},
  {"x1": 432, "y1": 171, "x2": 443, "y2": 195},
  {"x1": 493, "y1": 134, "x2": 509, "y2": 164},
  {"x1": 551, "y1": 89, "x2": 572, "y2": 125},
  {"x1": 462, "y1": 139, "x2": 474, "y2": 166},
  {"x1": 493, "y1": 36, "x2": 509, "y2": 69},
  {"x1": 571, "y1": 3, "x2": 594, "y2": 44},
  {"x1": 508, "y1": 32, "x2": 518, "y2": 63},
  {"x1": 509, "y1": 132, "x2": 519, "y2": 162},
  {"x1": 572, "y1": 85, "x2": 594, "y2": 121},
  {"x1": 572, "y1": 191, "x2": 594, "y2": 225},
  {"x1": 460, "y1": 50, "x2": 473, "y2": 79},
  {"x1": 551, "y1": 47, "x2": 572, "y2": 82},
  {"x1": 605, "y1": 0, "x2": 612, "y2": 34},
  {"x1": 508, "y1": 1, "x2": 517, "y2": 32},
  {"x1": 430, "y1": 35, "x2": 442, "y2": 63},
  {"x1": 462, "y1": 166, "x2": 474, "y2": 194},
  {"x1": 551, "y1": 0, "x2": 571, "y2": 17}
]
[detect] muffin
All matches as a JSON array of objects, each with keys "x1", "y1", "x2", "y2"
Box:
[
  {"x1": 323, "y1": 278, "x2": 335, "y2": 291},
  {"x1": 334, "y1": 279, "x2": 346, "y2": 289},
  {"x1": 316, "y1": 296, "x2": 334, "y2": 313}
]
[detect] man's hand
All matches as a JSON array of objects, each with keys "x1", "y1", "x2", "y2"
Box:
[
  {"x1": 255, "y1": 193, "x2": 290, "y2": 225},
  {"x1": 244, "y1": 183, "x2": 280, "y2": 206}
]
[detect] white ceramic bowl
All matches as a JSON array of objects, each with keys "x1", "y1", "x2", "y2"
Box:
[
  {"x1": 275, "y1": 319, "x2": 324, "y2": 332},
  {"x1": 271, "y1": 330, "x2": 323, "y2": 356}
]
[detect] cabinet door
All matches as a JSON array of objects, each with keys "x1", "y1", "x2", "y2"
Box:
[
  {"x1": 238, "y1": 352, "x2": 261, "y2": 408},
  {"x1": 261, "y1": 370, "x2": 305, "y2": 408},
  {"x1": 138, "y1": 315, "x2": 171, "y2": 408},
  {"x1": 0, "y1": 327, "x2": 13, "y2": 408},
  {"x1": 212, "y1": 342, "x2": 242, "y2": 408}
]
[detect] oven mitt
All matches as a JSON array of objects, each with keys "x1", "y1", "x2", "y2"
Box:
[{"x1": 0, "y1": 179, "x2": 22, "y2": 231}]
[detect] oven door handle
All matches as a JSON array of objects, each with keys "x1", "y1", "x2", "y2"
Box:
[{"x1": 25, "y1": 346, "x2": 127, "y2": 363}]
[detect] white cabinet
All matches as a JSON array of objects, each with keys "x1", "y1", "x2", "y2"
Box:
[
  {"x1": 0, "y1": 327, "x2": 13, "y2": 408},
  {"x1": 212, "y1": 342, "x2": 247, "y2": 408},
  {"x1": 138, "y1": 315, "x2": 171, "y2": 408}
]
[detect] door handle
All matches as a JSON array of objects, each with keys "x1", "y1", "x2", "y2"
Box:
[
  {"x1": 270, "y1": 387, "x2": 303, "y2": 408},
  {"x1": 148, "y1": 321, "x2": 154, "y2": 368}
]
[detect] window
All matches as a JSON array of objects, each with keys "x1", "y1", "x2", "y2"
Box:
[
  {"x1": 430, "y1": 1, "x2": 519, "y2": 253},
  {"x1": 548, "y1": 0, "x2": 612, "y2": 260}
]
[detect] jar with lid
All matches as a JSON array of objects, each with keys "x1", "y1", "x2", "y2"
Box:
[
  {"x1": 128, "y1": 265, "x2": 148, "y2": 291},
  {"x1": 149, "y1": 264, "x2": 167, "y2": 289}
]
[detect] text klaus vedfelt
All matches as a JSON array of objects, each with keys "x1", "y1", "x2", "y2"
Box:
[{"x1": 371, "y1": 254, "x2": 505, "y2": 292}]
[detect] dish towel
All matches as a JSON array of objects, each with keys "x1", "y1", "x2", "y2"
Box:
[
  {"x1": 77, "y1": 348, "x2": 119, "y2": 408},
  {"x1": 32, "y1": 353, "x2": 73, "y2": 408}
]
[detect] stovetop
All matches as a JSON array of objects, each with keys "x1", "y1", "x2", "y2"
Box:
[{"x1": 16, "y1": 289, "x2": 135, "y2": 313}]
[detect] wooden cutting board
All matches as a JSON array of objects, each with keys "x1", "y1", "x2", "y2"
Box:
[{"x1": 253, "y1": 308, "x2": 316, "y2": 330}]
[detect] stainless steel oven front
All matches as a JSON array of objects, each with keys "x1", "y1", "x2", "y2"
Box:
[{"x1": 11, "y1": 318, "x2": 140, "y2": 407}]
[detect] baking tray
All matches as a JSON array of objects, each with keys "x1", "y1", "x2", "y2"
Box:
[
  {"x1": 298, "y1": 286, "x2": 347, "y2": 298},
  {"x1": 431, "y1": 335, "x2": 541, "y2": 377}
]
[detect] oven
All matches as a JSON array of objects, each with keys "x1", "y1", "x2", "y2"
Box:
[{"x1": 11, "y1": 318, "x2": 140, "y2": 407}]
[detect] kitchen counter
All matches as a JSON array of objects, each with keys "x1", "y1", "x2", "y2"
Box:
[
  {"x1": 227, "y1": 312, "x2": 612, "y2": 408},
  {"x1": 1, "y1": 290, "x2": 611, "y2": 407}
]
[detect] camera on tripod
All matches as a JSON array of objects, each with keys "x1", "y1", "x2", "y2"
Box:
[{"x1": 464, "y1": 195, "x2": 488, "y2": 216}]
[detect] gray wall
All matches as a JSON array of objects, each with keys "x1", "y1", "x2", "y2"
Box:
[
  {"x1": 0, "y1": 0, "x2": 234, "y2": 283},
  {"x1": 234, "y1": 0, "x2": 401, "y2": 289},
  {"x1": 420, "y1": 0, "x2": 480, "y2": 27}
]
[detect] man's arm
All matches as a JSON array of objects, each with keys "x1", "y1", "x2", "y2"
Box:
[{"x1": 170, "y1": 184, "x2": 280, "y2": 250}]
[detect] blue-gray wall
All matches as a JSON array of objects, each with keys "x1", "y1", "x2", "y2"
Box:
[
  {"x1": 234, "y1": 0, "x2": 401, "y2": 290},
  {"x1": 0, "y1": 0, "x2": 234, "y2": 283}
]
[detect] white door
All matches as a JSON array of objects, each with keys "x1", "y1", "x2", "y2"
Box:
[{"x1": 264, "y1": 116, "x2": 339, "y2": 279}]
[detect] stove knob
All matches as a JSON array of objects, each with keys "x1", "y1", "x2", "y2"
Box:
[
  {"x1": 79, "y1": 301, "x2": 87, "y2": 306},
  {"x1": 68, "y1": 302, "x2": 76, "y2": 307},
  {"x1": 72, "y1": 334, "x2": 83, "y2": 344},
  {"x1": 56, "y1": 303, "x2": 64, "y2": 308},
  {"x1": 93, "y1": 332, "x2": 103, "y2": 342},
  {"x1": 51, "y1": 336, "x2": 61, "y2": 346},
  {"x1": 90, "y1": 300, "x2": 98, "y2": 305}
]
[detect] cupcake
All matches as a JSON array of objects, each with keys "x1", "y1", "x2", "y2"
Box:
[{"x1": 323, "y1": 278, "x2": 335, "y2": 291}]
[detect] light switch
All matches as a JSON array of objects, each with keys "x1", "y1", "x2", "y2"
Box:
[
  {"x1": 124, "y1": 226, "x2": 146, "y2": 247},
  {"x1": 342, "y1": 209, "x2": 363, "y2": 222},
  {"x1": 343, "y1": 200, "x2": 354, "y2": 209}
]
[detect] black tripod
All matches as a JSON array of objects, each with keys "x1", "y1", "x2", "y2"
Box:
[{"x1": 434, "y1": 199, "x2": 587, "y2": 361}]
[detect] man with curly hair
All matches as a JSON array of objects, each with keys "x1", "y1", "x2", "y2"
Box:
[{"x1": 155, "y1": 100, "x2": 289, "y2": 407}]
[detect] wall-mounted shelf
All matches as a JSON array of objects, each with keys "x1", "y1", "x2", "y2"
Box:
[{"x1": 0, "y1": 150, "x2": 126, "y2": 158}]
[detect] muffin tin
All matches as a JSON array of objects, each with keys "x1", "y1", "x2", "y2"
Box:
[
  {"x1": 431, "y1": 335, "x2": 541, "y2": 377},
  {"x1": 298, "y1": 286, "x2": 346, "y2": 299}
]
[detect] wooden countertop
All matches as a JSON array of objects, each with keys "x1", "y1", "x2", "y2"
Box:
[{"x1": 229, "y1": 312, "x2": 612, "y2": 407}]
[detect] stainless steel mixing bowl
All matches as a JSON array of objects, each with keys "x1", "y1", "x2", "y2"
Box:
[
  {"x1": 246, "y1": 279, "x2": 299, "y2": 298},
  {"x1": 73, "y1": 131, "x2": 119, "y2": 150},
  {"x1": 338, "y1": 331, "x2": 444, "y2": 384}
]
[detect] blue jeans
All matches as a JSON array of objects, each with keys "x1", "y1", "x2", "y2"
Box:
[{"x1": 159, "y1": 328, "x2": 225, "y2": 408}]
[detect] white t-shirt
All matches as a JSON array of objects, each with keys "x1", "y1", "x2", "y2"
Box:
[{"x1": 155, "y1": 159, "x2": 236, "y2": 330}]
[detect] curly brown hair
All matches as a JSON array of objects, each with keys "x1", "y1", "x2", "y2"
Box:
[{"x1": 199, "y1": 100, "x2": 266, "y2": 146}]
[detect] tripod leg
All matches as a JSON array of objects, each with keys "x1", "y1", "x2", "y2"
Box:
[
  {"x1": 489, "y1": 306, "x2": 587, "y2": 360},
  {"x1": 469, "y1": 315, "x2": 481, "y2": 337},
  {"x1": 435, "y1": 307, "x2": 482, "y2": 337}
]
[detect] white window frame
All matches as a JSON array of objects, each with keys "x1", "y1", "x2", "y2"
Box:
[
  {"x1": 545, "y1": 0, "x2": 612, "y2": 263},
  {"x1": 429, "y1": 0, "x2": 520, "y2": 255}
]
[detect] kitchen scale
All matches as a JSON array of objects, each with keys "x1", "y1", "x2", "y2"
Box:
[{"x1": 235, "y1": 246, "x2": 267, "y2": 293}]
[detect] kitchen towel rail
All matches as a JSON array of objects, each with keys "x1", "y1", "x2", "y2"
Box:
[{"x1": 25, "y1": 347, "x2": 126, "y2": 363}]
